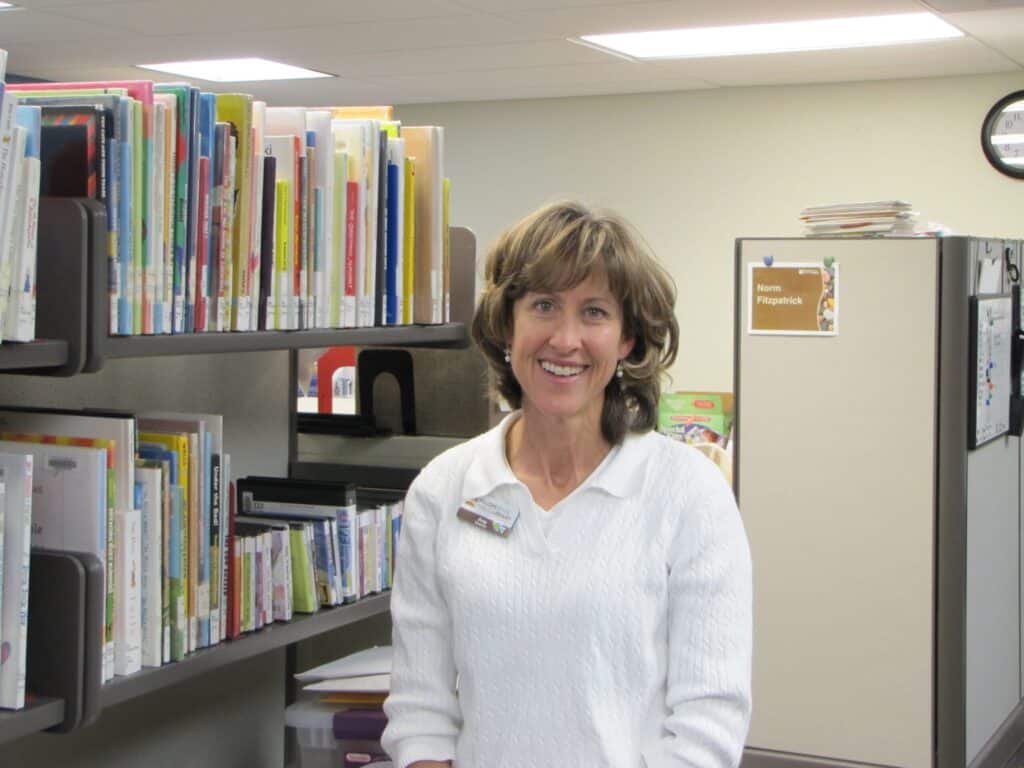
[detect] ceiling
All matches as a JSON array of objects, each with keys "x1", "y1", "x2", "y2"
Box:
[{"x1": 2, "y1": 0, "x2": 1024, "y2": 105}]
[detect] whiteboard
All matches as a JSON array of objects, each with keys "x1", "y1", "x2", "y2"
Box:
[{"x1": 970, "y1": 294, "x2": 1012, "y2": 448}]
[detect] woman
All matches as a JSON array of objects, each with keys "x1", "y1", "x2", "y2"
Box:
[{"x1": 382, "y1": 201, "x2": 752, "y2": 768}]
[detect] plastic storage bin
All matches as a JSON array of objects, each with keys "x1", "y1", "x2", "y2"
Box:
[{"x1": 286, "y1": 700, "x2": 390, "y2": 768}]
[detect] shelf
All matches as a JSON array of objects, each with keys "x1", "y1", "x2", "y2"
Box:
[
  {"x1": 99, "y1": 592, "x2": 391, "y2": 709},
  {"x1": 0, "y1": 340, "x2": 69, "y2": 371},
  {"x1": 0, "y1": 697, "x2": 65, "y2": 746},
  {"x1": 100, "y1": 323, "x2": 469, "y2": 361}
]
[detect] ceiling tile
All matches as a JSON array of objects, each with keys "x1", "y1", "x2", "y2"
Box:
[
  {"x1": 323, "y1": 40, "x2": 613, "y2": 78},
  {"x1": 45, "y1": 0, "x2": 471, "y2": 35},
  {"x1": 650, "y1": 36, "x2": 1018, "y2": 86},
  {"x1": 943, "y1": 8, "x2": 1024, "y2": 62},
  {"x1": 484, "y1": 0, "x2": 928, "y2": 39}
]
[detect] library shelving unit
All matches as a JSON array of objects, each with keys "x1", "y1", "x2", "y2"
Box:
[{"x1": 0, "y1": 196, "x2": 475, "y2": 747}]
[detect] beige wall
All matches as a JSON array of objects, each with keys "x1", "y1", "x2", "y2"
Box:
[{"x1": 398, "y1": 71, "x2": 1024, "y2": 392}]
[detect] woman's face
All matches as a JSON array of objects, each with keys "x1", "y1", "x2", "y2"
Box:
[{"x1": 509, "y1": 270, "x2": 634, "y2": 430}]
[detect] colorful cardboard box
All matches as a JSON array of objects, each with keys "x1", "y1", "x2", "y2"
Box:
[{"x1": 657, "y1": 391, "x2": 735, "y2": 447}]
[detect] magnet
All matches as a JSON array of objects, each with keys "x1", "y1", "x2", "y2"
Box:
[
  {"x1": 824, "y1": 256, "x2": 834, "y2": 268},
  {"x1": 763, "y1": 255, "x2": 774, "y2": 267}
]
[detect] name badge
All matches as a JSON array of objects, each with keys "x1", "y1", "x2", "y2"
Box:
[{"x1": 457, "y1": 496, "x2": 519, "y2": 537}]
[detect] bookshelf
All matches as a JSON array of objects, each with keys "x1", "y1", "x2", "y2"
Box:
[{"x1": 0, "y1": 196, "x2": 474, "y2": 752}]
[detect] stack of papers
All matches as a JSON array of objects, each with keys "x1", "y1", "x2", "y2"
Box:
[
  {"x1": 297, "y1": 645, "x2": 392, "y2": 706},
  {"x1": 800, "y1": 200, "x2": 918, "y2": 236}
]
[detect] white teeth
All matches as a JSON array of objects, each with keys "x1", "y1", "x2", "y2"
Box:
[{"x1": 540, "y1": 360, "x2": 585, "y2": 377}]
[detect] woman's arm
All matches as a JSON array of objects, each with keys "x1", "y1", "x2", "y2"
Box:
[
  {"x1": 381, "y1": 479, "x2": 462, "y2": 767},
  {"x1": 643, "y1": 460, "x2": 753, "y2": 768}
]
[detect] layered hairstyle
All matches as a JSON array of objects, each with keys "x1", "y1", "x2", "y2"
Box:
[{"x1": 471, "y1": 201, "x2": 679, "y2": 444}]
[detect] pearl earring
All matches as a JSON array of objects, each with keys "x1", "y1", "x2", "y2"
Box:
[
  {"x1": 616, "y1": 361, "x2": 624, "y2": 379},
  {"x1": 504, "y1": 347, "x2": 511, "y2": 364}
]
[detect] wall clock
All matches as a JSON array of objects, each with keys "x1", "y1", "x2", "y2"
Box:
[{"x1": 981, "y1": 90, "x2": 1024, "y2": 180}]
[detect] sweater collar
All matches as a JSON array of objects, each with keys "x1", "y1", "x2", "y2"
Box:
[{"x1": 461, "y1": 412, "x2": 650, "y2": 502}]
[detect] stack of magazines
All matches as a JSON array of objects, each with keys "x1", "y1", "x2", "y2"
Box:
[{"x1": 800, "y1": 200, "x2": 918, "y2": 236}]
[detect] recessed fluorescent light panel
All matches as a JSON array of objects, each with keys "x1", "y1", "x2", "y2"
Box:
[
  {"x1": 0, "y1": 3, "x2": 19, "y2": 9},
  {"x1": 577, "y1": 13, "x2": 963, "y2": 60},
  {"x1": 138, "y1": 57, "x2": 333, "y2": 82}
]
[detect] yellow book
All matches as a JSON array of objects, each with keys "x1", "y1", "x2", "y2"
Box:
[
  {"x1": 215, "y1": 94, "x2": 254, "y2": 331},
  {"x1": 275, "y1": 179, "x2": 291, "y2": 331},
  {"x1": 442, "y1": 177, "x2": 451, "y2": 323},
  {"x1": 330, "y1": 106, "x2": 394, "y2": 121},
  {"x1": 402, "y1": 156, "x2": 416, "y2": 325},
  {"x1": 317, "y1": 692, "x2": 388, "y2": 706},
  {"x1": 139, "y1": 431, "x2": 191, "y2": 653}
]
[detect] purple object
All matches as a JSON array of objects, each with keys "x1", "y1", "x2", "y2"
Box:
[{"x1": 333, "y1": 709, "x2": 388, "y2": 741}]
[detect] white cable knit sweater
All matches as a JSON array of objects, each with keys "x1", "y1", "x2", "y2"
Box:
[{"x1": 382, "y1": 413, "x2": 752, "y2": 768}]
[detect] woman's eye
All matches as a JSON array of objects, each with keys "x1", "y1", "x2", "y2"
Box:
[
  {"x1": 585, "y1": 306, "x2": 609, "y2": 319},
  {"x1": 534, "y1": 299, "x2": 554, "y2": 312}
]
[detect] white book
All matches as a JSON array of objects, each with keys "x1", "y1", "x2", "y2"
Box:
[
  {"x1": 0, "y1": 451, "x2": 32, "y2": 709},
  {"x1": 6, "y1": 105, "x2": 39, "y2": 342},
  {"x1": 0, "y1": 50, "x2": 7, "y2": 81},
  {"x1": 154, "y1": 93, "x2": 177, "y2": 335},
  {"x1": 272, "y1": 526, "x2": 293, "y2": 622},
  {"x1": 0, "y1": 124, "x2": 26, "y2": 342},
  {"x1": 114, "y1": 505, "x2": 141, "y2": 676},
  {"x1": 136, "y1": 465, "x2": 162, "y2": 668},
  {"x1": 331, "y1": 120, "x2": 374, "y2": 327},
  {"x1": 0, "y1": 95, "x2": 20, "y2": 322},
  {"x1": 14, "y1": 441, "x2": 108, "y2": 682},
  {"x1": 0, "y1": 409, "x2": 137, "y2": 684}
]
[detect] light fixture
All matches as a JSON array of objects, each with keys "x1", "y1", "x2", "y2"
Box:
[
  {"x1": 138, "y1": 57, "x2": 333, "y2": 83},
  {"x1": 0, "y1": 2, "x2": 19, "y2": 9},
  {"x1": 576, "y1": 12, "x2": 963, "y2": 60}
]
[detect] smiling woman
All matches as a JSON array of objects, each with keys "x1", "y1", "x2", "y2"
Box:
[{"x1": 382, "y1": 201, "x2": 753, "y2": 768}]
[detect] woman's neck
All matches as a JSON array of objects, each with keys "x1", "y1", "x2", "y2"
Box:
[{"x1": 505, "y1": 408, "x2": 612, "y2": 510}]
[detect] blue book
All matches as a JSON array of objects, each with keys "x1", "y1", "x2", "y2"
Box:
[{"x1": 196, "y1": 93, "x2": 217, "y2": 331}]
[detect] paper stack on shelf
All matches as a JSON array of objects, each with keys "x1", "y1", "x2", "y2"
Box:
[{"x1": 800, "y1": 200, "x2": 918, "y2": 236}]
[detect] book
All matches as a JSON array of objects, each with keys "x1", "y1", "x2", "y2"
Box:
[
  {"x1": 402, "y1": 126, "x2": 445, "y2": 324},
  {"x1": 215, "y1": 94, "x2": 254, "y2": 331},
  {"x1": 7, "y1": 105, "x2": 40, "y2": 343},
  {"x1": 235, "y1": 515, "x2": 292, "y2": 622},
  {"x1": 385, "y1": 137, "x2": 404, "y2": 326},
  {"x1": 113, "y1": 501, "x2": 141, "y2": 676},
  {"x1": 0, "y1": 451, "x2": 32, "y2": 709},
  {"x1": 15, "y1": 440, "x2": 108, "y2": 677},
  {"x1": 257, "y1": 154, "x2": 276, "y2": 331},
  {"x1": 0, "y1": 407, "x2": 136, "y2": 682},
  {"x1": 135, "y1": 463, "x2": 163, "y2": 667}
]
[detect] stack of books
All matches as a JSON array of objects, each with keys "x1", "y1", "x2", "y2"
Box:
[
  {"x1": 2, "y1": 48, "x2": 452, "y2": 337},
  {"x1": 799, "y1": 200, "x2": 918, "y2": 236}
]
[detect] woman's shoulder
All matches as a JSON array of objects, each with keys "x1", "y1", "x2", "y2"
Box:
[
  {"x1": 628, "y1": 430, "x2": 734, "y2": 504},
  {"x1": 410, "y1": 424, "x2": 502, "y2": 497}
]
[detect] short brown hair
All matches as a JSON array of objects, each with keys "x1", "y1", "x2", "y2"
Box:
[{"x1": 471, "y1": 201, "x2": 679, "y2": 444}]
